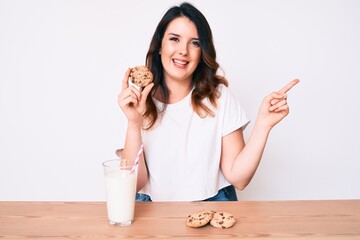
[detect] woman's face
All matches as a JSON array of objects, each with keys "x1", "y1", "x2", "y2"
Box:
[{"x1": 160, "y1": 17, "x2": 201, "y2": 85}]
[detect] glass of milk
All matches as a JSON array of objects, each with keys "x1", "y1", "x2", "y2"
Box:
[{"x1": 103, "y1": 159, "x2": 138, "y2": 226}]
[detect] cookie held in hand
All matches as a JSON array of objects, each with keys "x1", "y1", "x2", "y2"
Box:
[
  {"x1": 128, "y1": 66, "x2": 153, "y2": 91},
  {"x1": 185, "y1": 210, "x2": 215, "y2": 228},
  {"x1": 210, "y1": 212, "x2": 236, "y2": 229}
]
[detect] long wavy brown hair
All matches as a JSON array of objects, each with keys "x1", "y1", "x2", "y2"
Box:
[{"x1": 144, "y1": 2, "x2": 228, "y2": 129}]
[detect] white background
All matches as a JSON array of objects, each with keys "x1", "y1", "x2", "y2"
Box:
[{"x1": 0, "y1": 0, "x2": 359, "y2": 201}]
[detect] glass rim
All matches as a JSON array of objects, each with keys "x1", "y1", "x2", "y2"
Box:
[{"x1": 102, "y1": 159, "x2": 135, "y2": 168}]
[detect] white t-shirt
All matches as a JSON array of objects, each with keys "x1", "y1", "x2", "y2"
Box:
[{"x1": 119, "y1": 84, "x2": 249, "y2": 201}]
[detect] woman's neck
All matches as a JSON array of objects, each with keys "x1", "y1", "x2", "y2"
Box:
[{"x1": 156, "y1": 79, "x2": 192, "y2": 104}]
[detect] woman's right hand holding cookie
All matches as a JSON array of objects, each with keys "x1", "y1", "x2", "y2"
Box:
[{"x1": 118, "y1": 69, "x2": 154, "y2": 125}]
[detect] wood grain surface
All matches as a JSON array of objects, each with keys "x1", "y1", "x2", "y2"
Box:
[{"x1": 0, "y1": 200, "x2": 359, "y2": 239}]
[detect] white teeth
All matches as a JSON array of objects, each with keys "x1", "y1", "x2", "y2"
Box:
[{"x1": 173, "y1": 59, "x2": 188, "y2": 66}]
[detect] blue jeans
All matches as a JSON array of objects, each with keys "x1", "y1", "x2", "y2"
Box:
[{"x1": 135, "y1": 185, "x2": 238, "y2": 202}]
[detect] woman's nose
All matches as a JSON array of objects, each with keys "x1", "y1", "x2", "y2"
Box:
[{"x1": 178, "y1": 43, "x2": 188, "y2": 56}]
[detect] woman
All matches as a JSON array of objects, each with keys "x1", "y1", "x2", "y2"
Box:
[{"x1": 117, "y1": 2, "x2": 299, "y2": 202}]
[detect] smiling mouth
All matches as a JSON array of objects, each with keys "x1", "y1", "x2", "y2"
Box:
[{"x1": 173, "y1": 59, "x2": 189, "y2": 68}]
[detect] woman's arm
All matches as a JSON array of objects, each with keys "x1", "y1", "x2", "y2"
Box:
[
  {"x1": 118, "y1": 122, "x2": 148, "y2": 192},
  {"x1": 220, "y1": 121, "x2": 270, "y2": 190},
  {"x1": 117, "y1": 69, "x2": 154, "y2": 191},
  {"x1": 221, "y1": 79, "x2": 299, "y2": 190}
]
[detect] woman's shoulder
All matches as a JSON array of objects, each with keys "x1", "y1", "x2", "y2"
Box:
[
  {"x1": 216, "y1": 83, "x2": 232, "y2": 99},
  {"x1": 215, "y1": 83, "x2": 243, "y2": 108}
]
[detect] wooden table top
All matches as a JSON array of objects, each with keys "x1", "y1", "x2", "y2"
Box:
[{"x1": 0, "y1": 200, "x2": 359, "y2": 239}]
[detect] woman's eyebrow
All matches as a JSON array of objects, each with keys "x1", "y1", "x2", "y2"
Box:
[
  {"x1": 167, "y1": 33, "x2": 199, "y2": 41},
  {"x1": 168, "y1": 33, "x2": 180, "y2": 37}
]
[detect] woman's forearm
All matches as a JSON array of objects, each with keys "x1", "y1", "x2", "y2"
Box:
[
  {"x1": 121, "y1": 121, "x2": 148, "y2": 191},
  {"x1": 230, "y1": 120, "x2": 271, "y2": 190},
  {"x1": 121, "y1": 122, "x2": 142, "y2": 159}
]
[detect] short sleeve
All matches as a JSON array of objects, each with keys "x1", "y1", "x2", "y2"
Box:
[{"x1": 221, "y1": 86, "x2": 250, "y2": 136}]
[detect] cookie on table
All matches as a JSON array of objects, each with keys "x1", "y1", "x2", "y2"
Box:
[
  {"x1": 129, "y1": 66, "x2": 153, "y2": 90},
  {"x1": 210, "y1": 212, "x2": 236, "y2": 229},
  {"x1": 185, "y1": 210, "x2": 215, "y2": 228}
]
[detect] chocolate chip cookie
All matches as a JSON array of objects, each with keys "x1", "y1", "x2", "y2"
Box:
[
  {"x1": 210, "y1": 211, "x2": 236, "y2": 229},
  {"x1": 129, "y1": 65, "x2": 153, "y2": 89},
  {"x1": 185, "y1": 210, "x2": 215, "y2": 228}
]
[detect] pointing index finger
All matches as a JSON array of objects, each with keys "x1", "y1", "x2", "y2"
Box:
[{"x1": 278, "y1": 79, "x2": 300, "y2": 93}]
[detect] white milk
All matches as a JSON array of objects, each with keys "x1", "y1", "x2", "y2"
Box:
[{"x1": 105, "y1": 169, "x2": 137, "y2": 225}]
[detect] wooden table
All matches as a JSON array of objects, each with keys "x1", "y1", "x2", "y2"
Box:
[{"x1": 0, "y1": 200, "x2": 359, "y2": 239}]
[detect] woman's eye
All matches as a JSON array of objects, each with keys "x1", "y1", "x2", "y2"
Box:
[
  {"x1": 190, "y1": 41, "x2": 200, "y2": 47},
  {"x1": 170, "y1": 37, "x2": 179, "y2": 42}
]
